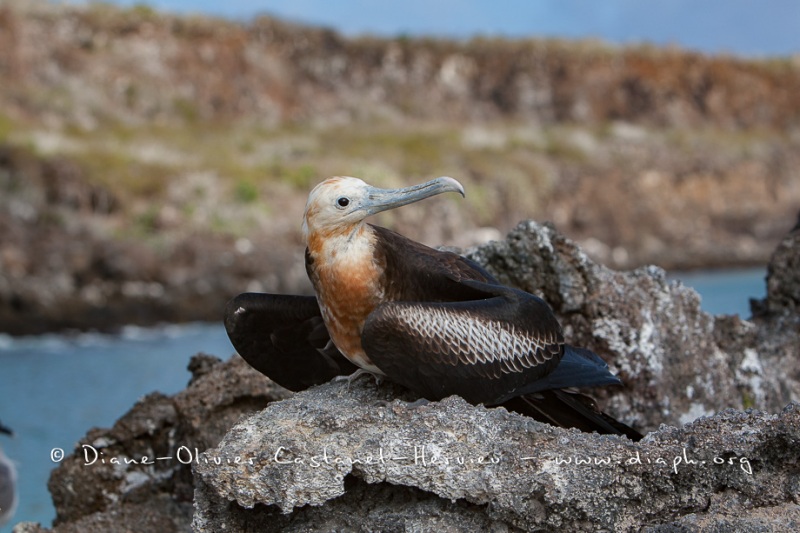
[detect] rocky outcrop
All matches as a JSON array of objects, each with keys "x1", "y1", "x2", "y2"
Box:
[
  {"x1": 465, "y1": 221, "x2": 796, "y2": 427},
  {"x1": 193, "y1": 382, "x2": 800, "y2": 532},
  {"x1": 2, "y1": 1, "x2": 800, "y2": 129},
  {"x1": 0, "y1": 144, "x2": 311, "y2": 335},
  {"x1": 15, "y1": 220, "x2": 800, "y2": 532},
  {"x1": 189, "y1": 222, "x2": 800, "y2": 531},
  {"x1": 2, "y1": 3, "x2": 800, "y2": 336},
  {"x1": 13, "y1": 355, "x2": 290, "y2": 533},
  {"x1": 761, "y1": 215, "x2": 800, "y2": 314}
]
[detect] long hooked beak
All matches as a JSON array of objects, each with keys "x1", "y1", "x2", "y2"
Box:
[{"x1": 362, "y1": 176, "x2": 465, "y2": 216}]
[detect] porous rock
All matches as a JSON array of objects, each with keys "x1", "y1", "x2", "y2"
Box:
[
  {"x1": 194, "y1": 379, "x2": 800, "y2": 532},
  {"x1": 761, "y1": 217, "x2": 800, "y2": 314},
  {"x1": 191, "y1": 220, "x2": 800, "y2": 532},
  {"x1": 465, "y1": 221, "x2": 797, "y2": 428},
  {"x1": 22, "y1": 220, "x2": 800, "y2": 532}
]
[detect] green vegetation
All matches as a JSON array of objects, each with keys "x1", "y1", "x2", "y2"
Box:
[
  {"x1": 1, "y1": 93, "x2": 793, "y2": 246},
  {"x1": 129, "y1": 2, "x2": 159, "y2": 18},
  {"x1": 234, "y1": 179, "x2": 259, "y2": 203},
  {"x1": 0, "y1": 113, "x2": 13, "y2": 142},
  {"x1": 279, "y1": 163, "x2": 318, "y2": 190},
  {"x1": 741, "y1": 391, "x2": 756, "y2": 410},
  {"x1": 74, "y1": 149, "x2": 174, "y2": 198},
  {"x1": 134, "y1": 205, "x2": 160, "y2": 236}
]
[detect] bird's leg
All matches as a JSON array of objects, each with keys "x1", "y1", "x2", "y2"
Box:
[{"x1": 332, "y1": 368, "x2": 383, "y2": 390}]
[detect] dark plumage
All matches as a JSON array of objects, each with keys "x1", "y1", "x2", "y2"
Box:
[
  {"x1": 225, "y1": 177, "x2": 642, "y2": 440},
  {"x1": 224, "y1": 293, "x2": 358, "y2": 391}
]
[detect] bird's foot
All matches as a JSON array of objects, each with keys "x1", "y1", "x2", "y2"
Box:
[{"x1": 332, "y1": 369, "x2": 383, "y2": 390}]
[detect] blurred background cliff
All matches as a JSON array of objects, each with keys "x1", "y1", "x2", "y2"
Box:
[{"x1": 1, "y1": 0, "x2": 799, "y2": 334}]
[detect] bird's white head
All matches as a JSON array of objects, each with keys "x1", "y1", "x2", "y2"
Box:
[{"x1": 302, "y1": 176, "x2": 464, "y2": 246}]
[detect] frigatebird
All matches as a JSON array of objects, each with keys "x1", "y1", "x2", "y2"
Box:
[{"x1": 225, "y1": 176, "x2": 642, "y2": 440}]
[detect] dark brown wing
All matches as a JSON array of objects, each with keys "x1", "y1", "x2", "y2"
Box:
[
  {"x1": 370, "y1": 224, "x2": 500, "y2": 302},
  {"x1": 362, "y1": 280, "x2": 564, "y2": 405},
  {"x1": 361, "y1": 278, "x2": 642, "y2": 439},
  {"x1": 224, "y1": 293, "x2": 358, "y2": 391}
]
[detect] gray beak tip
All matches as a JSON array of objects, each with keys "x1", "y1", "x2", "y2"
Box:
[{"x1": 437, "y1": 176, "x2": 465, "y2": 197}]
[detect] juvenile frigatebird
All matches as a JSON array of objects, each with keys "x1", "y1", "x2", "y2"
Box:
[{"x1": 225, "y1": 176, "x2": 642, "y2": 440}]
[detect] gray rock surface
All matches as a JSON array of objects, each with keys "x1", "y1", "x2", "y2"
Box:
[
  {"x1": 194, "y1": 379, "x2": 800, "y2": 532},
  {"x1": 762, "y1": 218, "x2": 800, "y2": 314},
  {"x1": 17, "y1": 219, "x2": 800, "y2": 532},
  {"x1": 465, "y1": 221, "x2": 797, "y2": 428}
]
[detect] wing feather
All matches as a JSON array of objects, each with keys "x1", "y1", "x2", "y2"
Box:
[
  {"x1": 224, "y1": 293, "x2": 358, "y2": 391},
  {"x1": 362, "y1": 285, "x2": 565, "y2": 405}
]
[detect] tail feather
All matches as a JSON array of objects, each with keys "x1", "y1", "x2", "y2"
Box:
[
  {"x1": 514, "y1": 345, "x2": 622, "y2": 396},
  {"x1": 501, "y1": 389, "x2": 643, "y2": 441}
]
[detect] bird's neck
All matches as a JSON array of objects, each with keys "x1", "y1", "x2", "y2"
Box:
[
  {"x1": 305, "y1": 222, "x2": 384, "y2": 312},
  {"x1": 304, "y1": 221, "x2": 386, "y2": 374},
  {"x1": 305, "y1": 222, "x2": 376, "y2": 269}
]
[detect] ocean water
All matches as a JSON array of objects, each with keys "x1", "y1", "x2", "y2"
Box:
[
  {"x1": 667, "y1": 268, "x2": 767, "y2": 317},
  {"x1": 0, "y1": 268, "x2": 767, "y2": 529},
  {"x1": 0, "y1": 323, "x2": 234, "y2": 531}
]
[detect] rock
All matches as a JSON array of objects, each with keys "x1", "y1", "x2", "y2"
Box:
[
  {"x1": 37, "y1": 354, "x2": 289, "y2": 532},
  {"x1": 4, "y1": 2, "x2": 800, "y2": 129},
  {"x1": 24, "y1": 220, "x2": 800, "y2": 532},
  {"x1": 189, "y1": 221, "x2": 800, "y2": 532},
  {"x1": 193, "y1": 380, "x2": 800, "y2": 532},
  {"x1": 762, "y1": 216, "x2": 800, "y2": 314},
  {"x1": 465, "y1": 221, "x2": 796, "y2": 429}
]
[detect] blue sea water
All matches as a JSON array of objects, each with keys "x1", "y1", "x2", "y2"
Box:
[
  {"x1": 0, "y1": 268, "x2": 767, "y2": 529},
  {"x1": 0, "y1": 323, "x2": 234, "y2": 531},
  {"x1": 667, "y1": 268, "x2": 767, "y2": 317}
]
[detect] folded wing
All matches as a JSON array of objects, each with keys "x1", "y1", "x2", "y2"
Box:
[
  {"x1": 224, "y1": 293, "x2": 358, "y2": 391},
  {"x1": 362, "y1": 283, "x2": 565, "y2": 405},
  {"x1": 361, "y1": 280, "x2": 642, "y2": 439}
]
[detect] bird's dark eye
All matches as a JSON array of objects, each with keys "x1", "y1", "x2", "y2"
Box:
[{"x1": 337, "y1": 197, "x2": 350, "y2": 208}]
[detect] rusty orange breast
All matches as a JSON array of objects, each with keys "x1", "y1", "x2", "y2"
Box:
[{"x1": 307, "y1": 225, "x2": 386, "y2": 374}]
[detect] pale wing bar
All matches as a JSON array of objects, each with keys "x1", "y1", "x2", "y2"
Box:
[
  {"x1": 384, "y1": 304, "x2": 559, "y2": 370},
  {"x1": 362, "y1": 292, "x2": 564, "y2": 405}
]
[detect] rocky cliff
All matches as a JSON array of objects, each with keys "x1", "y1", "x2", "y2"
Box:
[
  {"x1": 12, "y1": 220, "x2": 800, "y2": 532},
  {"x1": 2, "y1": 1, "x2": 800, "y2": 334},
  {"x1": 3, "y1": 2, "x2": 800, "y2": 128}
]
